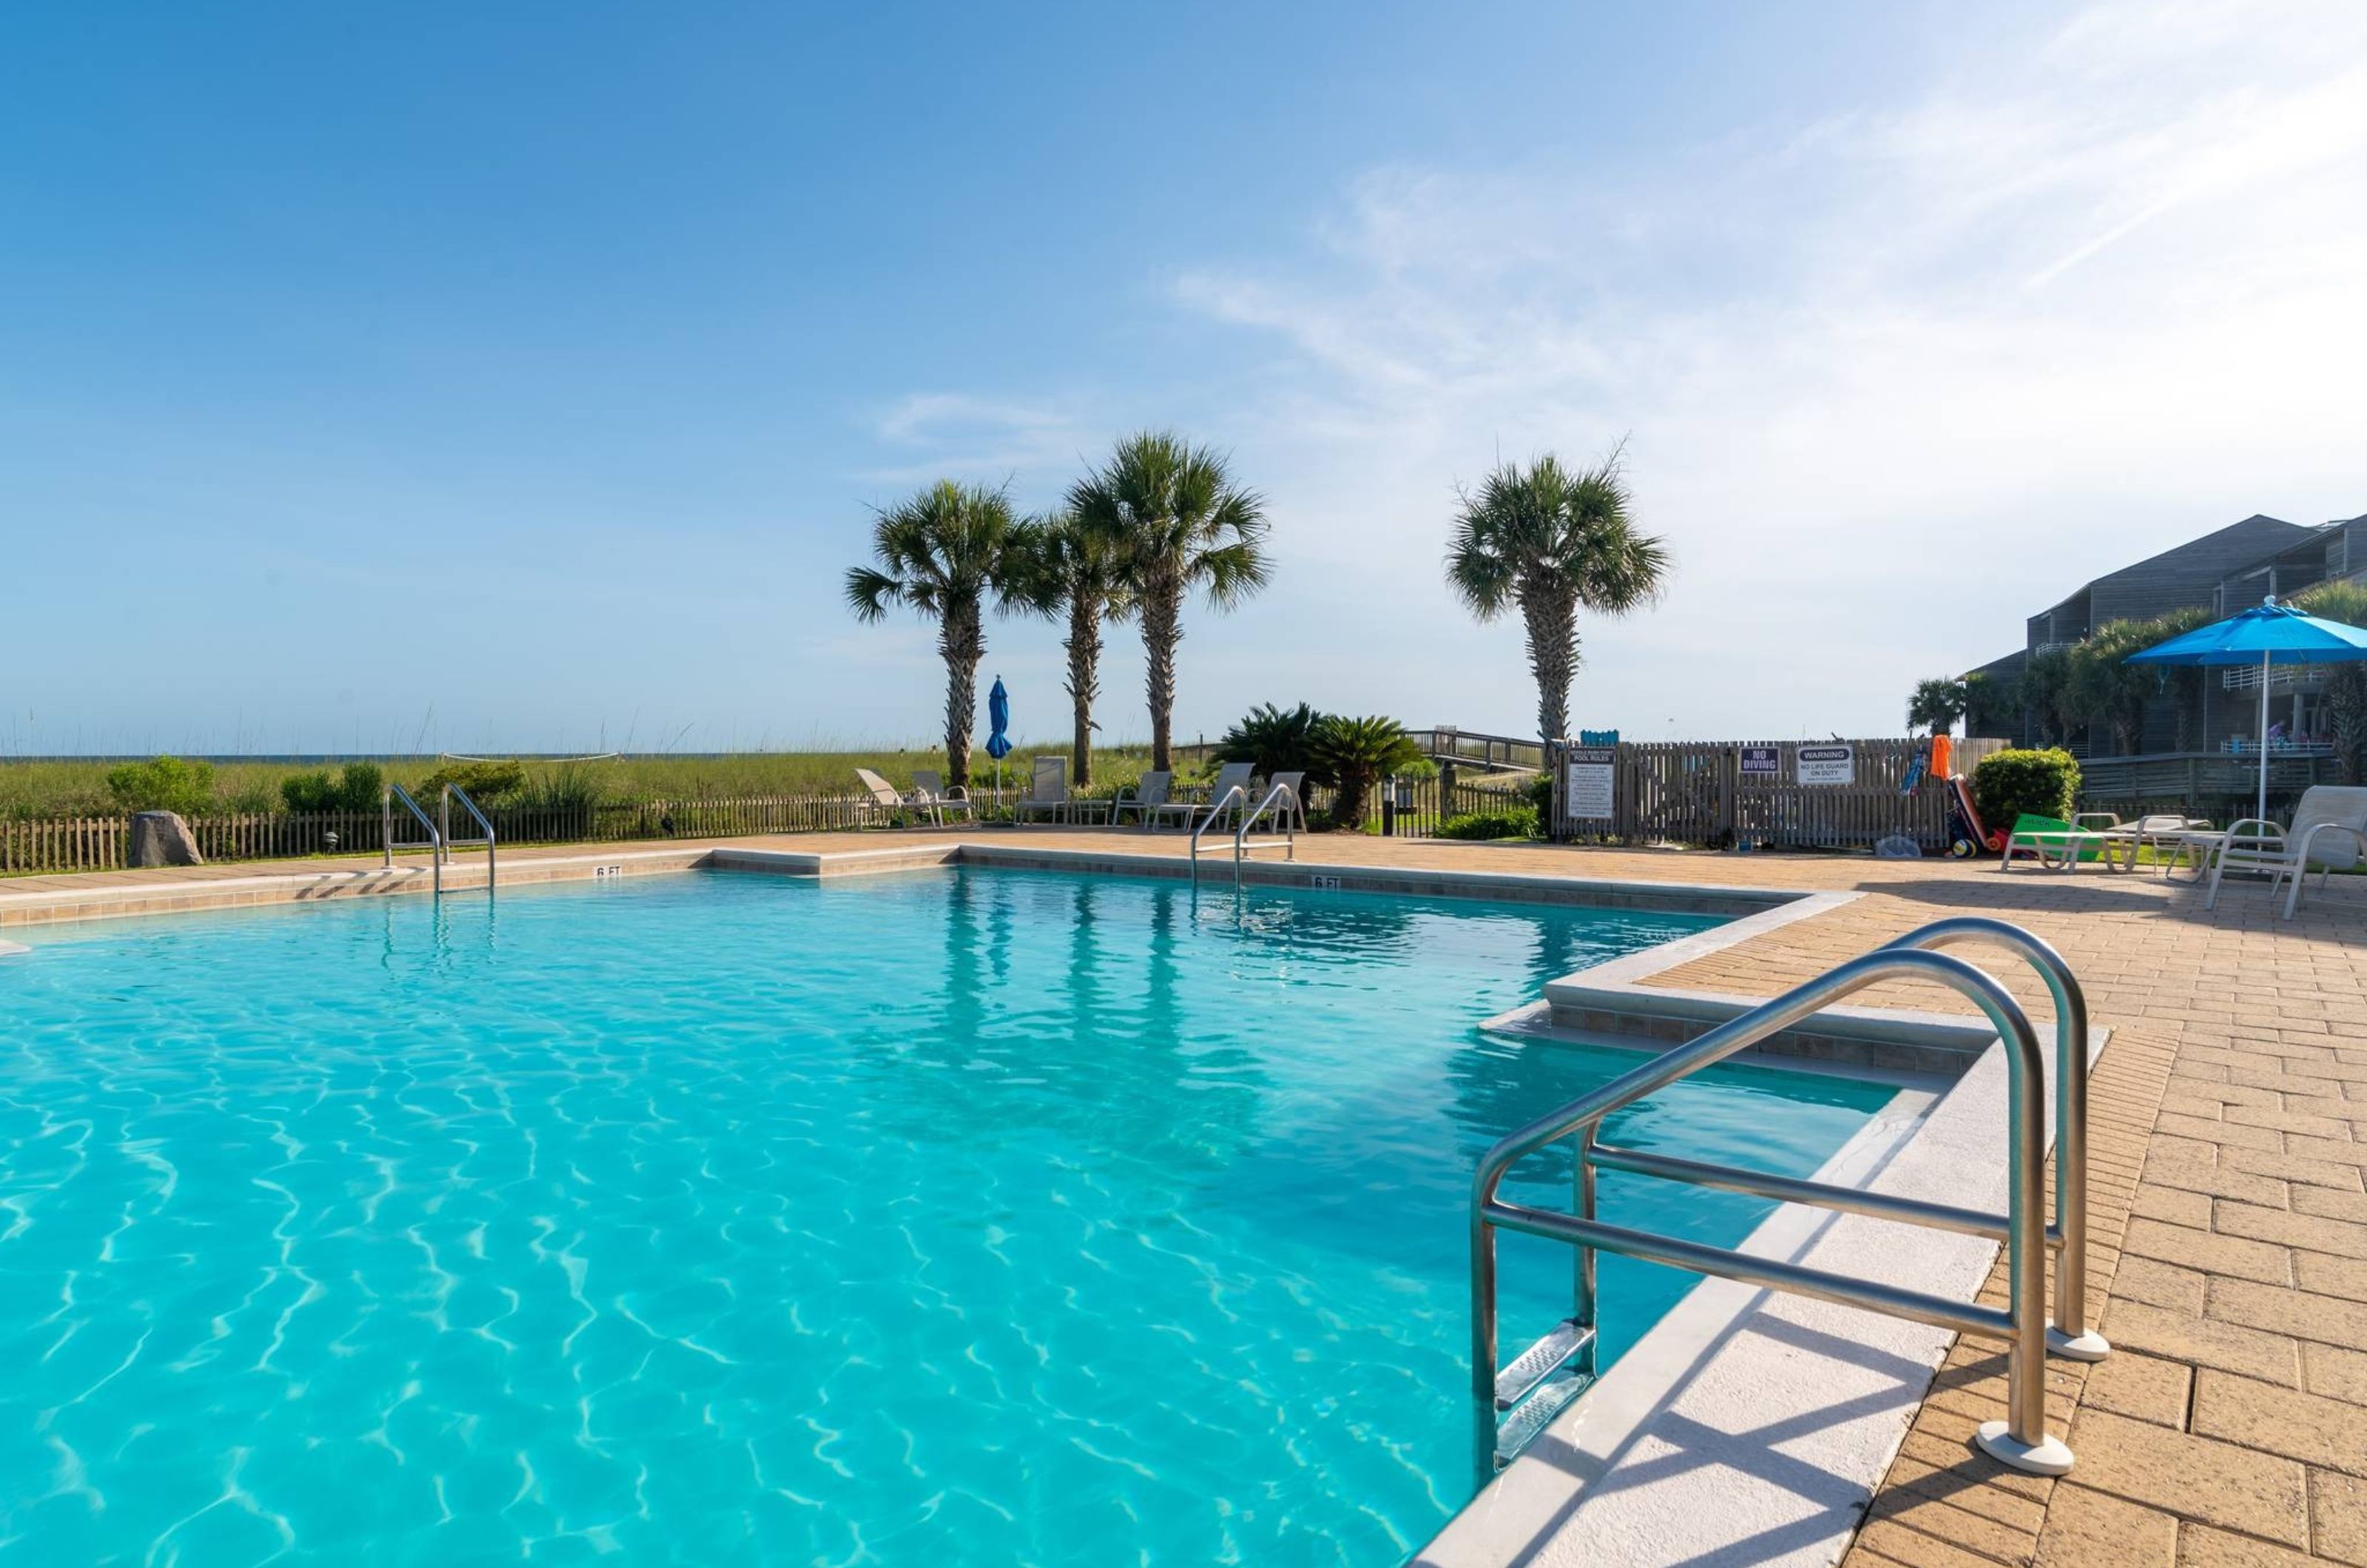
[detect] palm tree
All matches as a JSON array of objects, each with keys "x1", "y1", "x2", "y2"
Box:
[
  {"x1": 2295, "y1": 581, "x2": 2367, "y2": 783},
  {"x1": 1003, "y1": 507, "x2": 1134, "y2": 788},
  {"x1": 1445, "y1": 448, "x2": 1669, "y2": 745},
  {"x1": 1907, "y1": 677, "x2": 1968, "y2": 736},
  {"x1": 1070, "y1": 432, "x2": 1270, "y2": 771},
  {"x1": 844, "y1": 480, "x2": 1024, "y2": 788},
  {"x1": 1309, "y1": 714, "x2": 1425, "y2": 829}
]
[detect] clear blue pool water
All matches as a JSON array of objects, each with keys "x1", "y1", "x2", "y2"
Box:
[{"x1": 0, "y1": 869, "x2": 1893, "y2": 1567}]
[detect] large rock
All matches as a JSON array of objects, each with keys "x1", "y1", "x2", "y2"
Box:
[{"x1": 127, "y1": 811, "x2": 205, "y2": 868}]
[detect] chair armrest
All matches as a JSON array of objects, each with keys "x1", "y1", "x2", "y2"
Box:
[
  {"x1": 942, "y1": 786, "x2": 969, "y2": 801},
  {"x1": 2073, "y1": 814, "x2": 2122, "y2": 831}
]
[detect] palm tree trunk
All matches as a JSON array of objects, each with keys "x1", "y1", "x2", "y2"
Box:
[
  {"x1": 2329, "y1": 666, "x2": 2367, "y2": 785},
  {"x1": 1142, "y1": 575, "x2": 1181, "y2": 772},
  {"x1": 940, "y1": 597, "x2": 984, "y2": 787},
  {"x1": 1521, "y1": 588, "x2": 1578, "y2": 743},
  {"x1": 1066, "y1": 591, "x2": 1104, "y2": 788}
]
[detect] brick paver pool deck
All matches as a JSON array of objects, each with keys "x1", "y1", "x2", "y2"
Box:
[{"x1": 7, "y1": 830, "x2": 2364, "y2": 1565}]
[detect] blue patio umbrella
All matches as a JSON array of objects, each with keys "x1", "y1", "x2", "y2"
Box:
[
  {"x1": 2126, "y1": 598, "x2": 2367, "y2": 822},
  {"x1": 985, "y1": 676, "x2": 1013, "y2": 809}
]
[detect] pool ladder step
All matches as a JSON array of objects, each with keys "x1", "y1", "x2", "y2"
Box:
[{"x1": 1491, "y1": 1317, "x2": 1596, "y2": 1468}]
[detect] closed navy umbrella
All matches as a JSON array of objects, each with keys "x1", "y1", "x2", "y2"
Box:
[{"x1": 985, "y1": 676, "x2": 1013, "y2": 812}]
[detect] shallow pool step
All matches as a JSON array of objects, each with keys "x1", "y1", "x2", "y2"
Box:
[
  {"x1": 1494, "y1": 1368, "x2": 1593, "y2": 1467},
  {"x1": 1494, "y1": 1317, "x2": 1597, "y2": 1411},
  {"x1": 1493, "y1": 1317, "x2": 1597, "y2": 1468}
]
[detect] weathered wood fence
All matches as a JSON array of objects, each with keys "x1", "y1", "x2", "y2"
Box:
[{"x1": 1547, "y1": 738, "x2": 1991, "y2": 851}]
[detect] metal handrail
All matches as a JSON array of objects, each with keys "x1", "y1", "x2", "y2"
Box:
[
  {"x1": 1471, "y1": 944, "x2": 2073, "y2": 1485},
  {"x1": 382, "y1": 783, "x2": 443, "y2": 897},
  {"x1": 1228, "y1": 782, "x2": 1300, "y2": 888},
  {"x1": 1877, "y1": 917, "x2": 2104, "y2": 1358},
  {"x1": 1187, "y1": 784, "x2": 1249, "y2": 884},
  {"x1": 440, "y1": 783, "x2": 498, "y2": 893}
]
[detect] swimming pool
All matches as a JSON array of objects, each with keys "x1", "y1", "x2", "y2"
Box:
[{"x1": 0, "y1": 868, "x2": 1894, "y2": 1566}]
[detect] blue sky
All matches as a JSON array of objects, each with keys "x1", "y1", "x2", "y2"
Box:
[{"x1": 5, "y1": 1, "x2": 2364, "y2": 755}]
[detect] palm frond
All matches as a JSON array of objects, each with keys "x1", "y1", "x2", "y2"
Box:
[{"x1": 843, "y1": 566, "x2": 906, "y2": 624}]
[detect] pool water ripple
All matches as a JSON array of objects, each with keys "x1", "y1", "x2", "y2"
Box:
[{"x1": 0, "y1": 869, "x2": 1890, "y2": 1566}]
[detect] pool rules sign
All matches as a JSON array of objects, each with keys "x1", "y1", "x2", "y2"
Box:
[{"x1": 1564, "y1": 746, "x2": 1616, "y2": 820}]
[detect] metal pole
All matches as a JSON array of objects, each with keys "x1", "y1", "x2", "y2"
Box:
[
  {"x1": 1468, "y1": 1197, "x2": 1499, "y2": 1481},
  {"x1": 1574, "y1": 1126, "x2": 1598, "y2": 1371},
  {"x1": 2258, "y1": 649, "x2": 2272, "y2": 824}
]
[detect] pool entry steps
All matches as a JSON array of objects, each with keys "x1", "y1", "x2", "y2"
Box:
[{"x1": 1470, "y1": 916, "x2": 2104, "y2": 1485}]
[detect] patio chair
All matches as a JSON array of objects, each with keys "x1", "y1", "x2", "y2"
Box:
[
  {"x1": 1111, "y1": 770, "x2": 1175, "y2": 830},
  {"x1": 853, "y1": 768, "x2": 915, "y2": 828},
  {"x1": 2204, "y1": 785, "x2": 2367, "y2": 918},
  {"x1": 1012, "y1": 755, "x2": 1071, "y2": 825},
  {"x1": 1181, "y1": 762, "x2": 1256, "y2": 833},
  {"x1": 908, "y1": 770, "x2": 974, "y2": 827},
  {"x1": 1998, "y1": 813, "x2": 2119, "y2": 872},
  {"x1": 1263, "y1": 770, "x2": 1308, "y2": 833}
]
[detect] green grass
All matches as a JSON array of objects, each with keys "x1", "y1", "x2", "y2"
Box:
[{"x1": 0, "y1": 746, "x2": 1198, "y2": 820}]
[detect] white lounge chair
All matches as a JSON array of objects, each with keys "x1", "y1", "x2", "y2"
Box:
[
  {"x1": 1112, "y1": 770, "x2": 1177, "y2": 830},
  {"x1": 909, "y1": 770, "x2": 973, "y2": 827},
  {"x1": 853, "y1": 768, "x2": 915, "y2": 828},
  {"x1": 1013, "y1": 756, "x2": 1071, "y2": 824},
  {"x1": 1183, "y1": 762, "x2": 1256, "y2": 832},
  {"x1": 2097, "y1": 813, "x2": 2215, "y2": 878},
  {"x1": 1263, "y1": 770, "x2": 1308, "y2": 833},
  {"x1": 2204, "y1": 785, "x2": 2367, "y2": 918}
]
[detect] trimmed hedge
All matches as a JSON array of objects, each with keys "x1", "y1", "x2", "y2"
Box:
[
  {"x1": 1972, "y1": 747, "x2": 2080, "y2": 832},
  {"x1": 1436, "y1": 806, "x2": 1539, "y2": 841}
]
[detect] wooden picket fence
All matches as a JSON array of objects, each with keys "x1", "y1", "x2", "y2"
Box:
[{"x1": 0, "y1": 794, "x2": 874, "y2": 876}]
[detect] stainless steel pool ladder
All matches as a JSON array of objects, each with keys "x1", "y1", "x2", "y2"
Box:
[
  {"x1": 440, "y1": 783, "x2": 497, "y2": 893},
  {"x1": 1188, "y1": 782, "x2": 1299, "y2": 888},
  {"x1": 381, "y1": 783, "x2": 496, "y2": 896},
  {"x1": 383, "y1": 783, "x2": 444, "y2": 896},
  {"x1": 1470, "y1": 916, "x2": 2104, "y2": 1488}
]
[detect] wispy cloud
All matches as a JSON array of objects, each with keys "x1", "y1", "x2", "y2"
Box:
[
  {"x1": 860, "y1": 392, "x2": 1097, "y2": 488},
  {"x1": 1159, "y1": 0, "x2": 2367, "y2": 737}
]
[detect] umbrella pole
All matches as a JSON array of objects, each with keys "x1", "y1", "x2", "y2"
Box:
[{"x1": 2258, "y1": 650, "x2": 2271, "y2": 824}]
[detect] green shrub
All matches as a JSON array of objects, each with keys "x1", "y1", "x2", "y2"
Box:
[
  {"x1": 280, "y1": 761, "x2": 385, "y2": 814},
  {"x1": 1525, "y1": 771, "x2": 1553, "y2": 822},
  {"x1": 1437, "y1": 806, "x2": 1539, "y2": 841},
  {"x1": 105, "y1": 755, "x2": 217, "y2": 816},
  {"x1": 1215, "y1": 702, "x2": 1330, "y2": 782},
  {"x1": 419, "y1": 759, "x2": 527, "y2": 800},
  {"x1": 1972, "y1": 747, "x2": 2079, "y2": 831}
]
